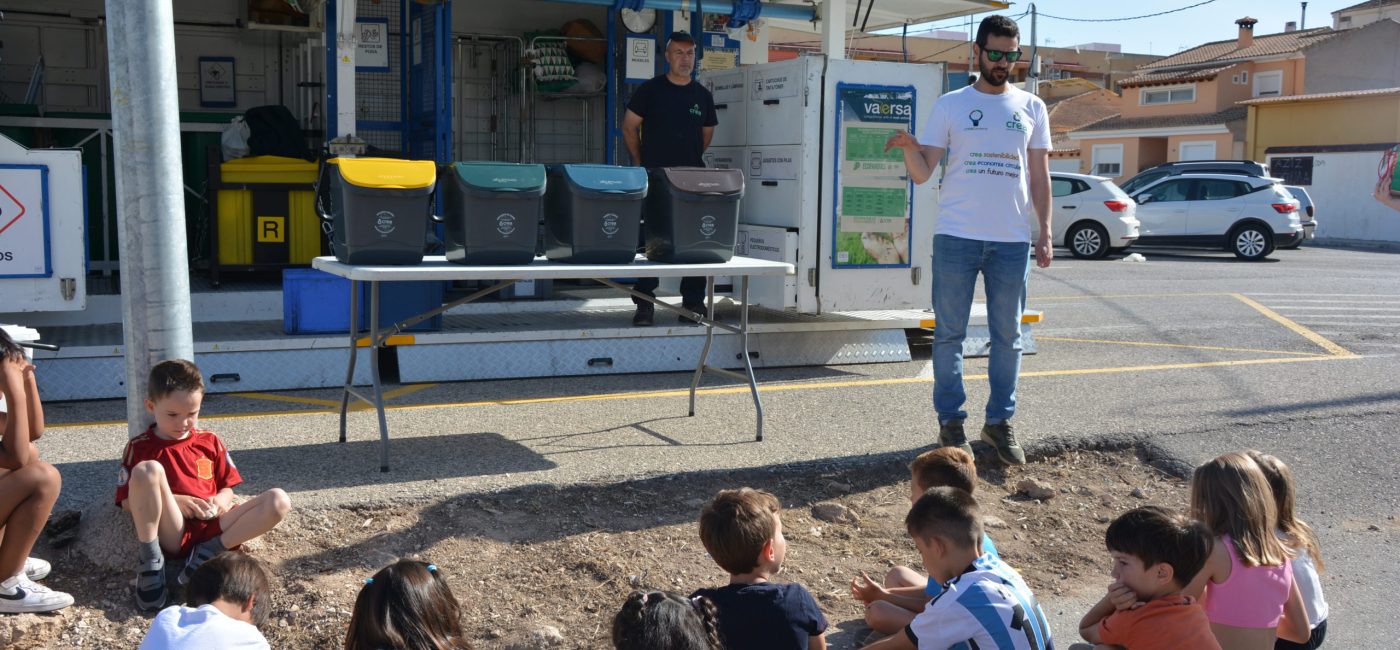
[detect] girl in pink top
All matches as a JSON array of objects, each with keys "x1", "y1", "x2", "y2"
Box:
[{"x1": 1186, "y1": 452, "x2": 1310, "y2": 650}]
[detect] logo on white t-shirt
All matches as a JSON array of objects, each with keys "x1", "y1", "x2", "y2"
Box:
[
  {"x1": 968, "y1": 110, "x2": 985, "y2": 128},
  {"x1": 1006, "y1": 110, "x2": 1029, "y2": 133}
]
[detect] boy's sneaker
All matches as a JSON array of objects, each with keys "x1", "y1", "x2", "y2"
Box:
[
  {"x1": 134, "y1": 562, "x2": 168, "y2": 612},
  {"x1": 938, "y1": 420, "x2": 973, "y2": 455},
  {"x1": 23, "y1": 557, "x2": 51, "y2": 581},
  {"x1": 0, "y1": 574, "x2": 74, "y2": 614},
  {"x1": 632, "y1": 302, "x2": 655, "y2": 327},
  {"x1": 981, "y1": 421, "x2": 1027, "y2": 465},
  {"x1": 178, "y1": 539, "x2": 224, "y2": 586}
]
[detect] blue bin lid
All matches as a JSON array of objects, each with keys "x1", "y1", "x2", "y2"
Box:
[
  {"x1": 557, "y1": 164, "x2": 648, "y2": 194},
  {"x1": 450, "y1": 162, "x2": 547, "y2": 192}
]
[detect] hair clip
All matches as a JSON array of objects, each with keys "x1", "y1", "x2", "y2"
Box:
[
  {"x1": 689, "y1": 595, "x2": 703, "y2": 610},
  {"x1": 364, "y1": 577, "x2": 375, "y2": 585},
  {"x1": 426, "y1": 564, "x2": 437, "y2": 574}
]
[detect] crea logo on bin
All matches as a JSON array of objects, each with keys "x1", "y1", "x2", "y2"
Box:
[
  {"x1": 596, "y1": 179, "x2": 623, "y2": 186},
  {"x1": 374, "y1": 211, "x2": 396, "y2": 235},
  {"x1": 699, "y1": 215, "x2": 717, "y2": 238},
  {"x1": 601, "y1": 213, "x2": 621, "y2": 237},
  {"x1": 496, "y1": 213, "x2": 516, "y2": 237}
]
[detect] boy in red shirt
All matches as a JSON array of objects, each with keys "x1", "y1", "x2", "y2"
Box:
[
  {"x1": 116, "y1": 360, "x2": 292, "y2": 611},
  {"x1": 1079, "y1": 506, "x2": 1221, "y2": 650}
]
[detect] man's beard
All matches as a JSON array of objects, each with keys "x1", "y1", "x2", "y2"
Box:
[{"x1": 979, "y1": 62, "x2": 1009, "y2": 87}]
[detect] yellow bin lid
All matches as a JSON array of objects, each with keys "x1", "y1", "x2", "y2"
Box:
[
  {"x1": 328, "y1": 157, "x2": 435, "y2": 189},
  {"x1": 220, "y1": 156, "x2": 319, "y2": 183}
]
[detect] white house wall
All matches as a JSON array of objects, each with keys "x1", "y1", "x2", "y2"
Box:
[{"x1": 1271, "y1": 150, "x2": 1400, "y2": 244}]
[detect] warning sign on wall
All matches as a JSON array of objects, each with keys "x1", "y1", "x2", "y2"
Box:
[{"x1": 0, "y1": 165, "x2": 51, "y2": 278}]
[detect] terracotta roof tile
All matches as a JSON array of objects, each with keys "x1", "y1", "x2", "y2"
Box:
[
  {"x1": 1135, "y1": 27, "x2": 1339, "y2": 72},
  {"x1": 1046, "y1": 90, "x2": 1122, "y2": 133},
  {"x1": 1072, "y1": 106, "x2": 1248, "y2": 134},
  {"x1": 1118, "y1": 64, "x2": 1235, "y2": 87},
  {"x1": 1239, "y1": 86, "x2": 1400, "y2": 104}
]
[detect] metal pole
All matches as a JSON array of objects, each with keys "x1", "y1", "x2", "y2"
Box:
[
  {"x1": 104, "y1": 0, "x2": 195, "y2": 438},
  {"x1": 1028, "y1": 3, "x2": 1038, "y2": 93}
]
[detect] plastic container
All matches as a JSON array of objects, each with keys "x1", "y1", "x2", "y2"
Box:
[
  {"x1": 282, "y1": 269, "x2": 444, "y2": 334},
  {"x1": 643, "y1": 167, "x2": 744, "y2": 263},
  {"x1": 221, "y1": 156, "x2": 319, "y2": 184},
  {"x1": 544, "y1": 164, "x2": 647, "y2": 264},
  {"x1": 439, "y1": 162, "x2": 546, "y2": 265},
  {"x1": 215, "y1": 156, "x2": 323, "y2": 270},
  {"x1": 316, "y1": 157, "x2": 436, "y2": 265}
]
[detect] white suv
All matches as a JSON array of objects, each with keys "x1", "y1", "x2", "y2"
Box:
[
  {"x1": 1040, "y1": 172, "x2": 1140, "y2": 259},
  {"x1": 1126, "y1": 173, "x2": 1303, "y2": 260}
]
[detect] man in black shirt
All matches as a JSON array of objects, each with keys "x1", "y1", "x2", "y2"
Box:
[{"x1": 621, "y1": 32, "x2": 718, "y2": 326}]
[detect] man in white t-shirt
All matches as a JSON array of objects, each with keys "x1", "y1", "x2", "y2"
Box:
[
  {"x1": 139, "y1": 552, "x2": 271, "y2": 650},
  {"x1": 886, "y1": 15, "x2": 1052, "y2": 465}
]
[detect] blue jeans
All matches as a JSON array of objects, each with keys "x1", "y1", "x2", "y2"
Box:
[{"x1": 932, "y1": 234, "x2": 1031, "y2": 425}]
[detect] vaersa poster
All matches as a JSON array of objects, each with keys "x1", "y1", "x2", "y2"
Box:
[{"x1": 832, "y1": 84, "x2": 915, "y2": 268}]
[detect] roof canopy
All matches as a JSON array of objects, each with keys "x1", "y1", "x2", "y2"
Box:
[{"x1": 764, "y1": 0, "x2": 1010, "y2": 34}]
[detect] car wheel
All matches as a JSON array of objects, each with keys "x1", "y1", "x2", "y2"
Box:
[
  {"x1": 1067, "y1": 222, "x2": 1110, "y2": 259},
  {"x1": 1230, "y1": 223, "x2": 1274, "y2": 260}
]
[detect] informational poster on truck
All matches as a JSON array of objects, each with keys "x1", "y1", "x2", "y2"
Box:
[
  {"x1": 832, "y1": 84, "x2": 914, "y2": 268},
  {"x1": 0, "y1": 165, "x2": 51, "y2": 278}
]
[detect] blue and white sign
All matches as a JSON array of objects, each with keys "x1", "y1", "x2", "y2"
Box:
[{"x1": 0, "y1": 165, "x2": 51, "y2": 278}]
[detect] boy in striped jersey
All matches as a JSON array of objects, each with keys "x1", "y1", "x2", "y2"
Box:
[{"x1": 864, "y1": 487, "x2": 1053, "y2": 650}]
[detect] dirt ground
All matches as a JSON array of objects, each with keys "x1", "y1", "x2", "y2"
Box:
[{"x1": 12, "y1": 448, "x2": 1189, "y2": 649}]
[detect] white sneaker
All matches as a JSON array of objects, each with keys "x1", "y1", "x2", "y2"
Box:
[
  {"x1": 0, "y1": 574, "x2": 73, "y2": 614},
  {"x1": 23, "y1": 557, "x2": 50, "y2": 581}
]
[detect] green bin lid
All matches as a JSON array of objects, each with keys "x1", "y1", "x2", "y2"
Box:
[{"x1": 450, "y1": 162, "x2": 547, "y2": 192}]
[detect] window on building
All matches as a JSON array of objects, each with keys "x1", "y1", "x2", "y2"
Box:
[
  {"x1": 1091, "y1": 144, "x2": 1124, "y2": 176},
  {"x1": 1254, "y1": 70, "x2": 1283, "y2": 97},
  {"x1": 1142, "y1": 84, "x2": 1196, "y2": 105}
]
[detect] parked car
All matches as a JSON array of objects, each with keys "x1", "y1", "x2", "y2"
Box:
[
  {"x1": 1039, "y1": 172, "x2": 1140, "y2": 259},
  {"x1": 1281, "y1": 185, "x2": 1316, "y2": 248},
  {"x1": 1118, "y1": 160, "x2": 1270, "y2": 196},
  {"x1": 1127, "y1": 173, "x2": 1303, "y2": 260}
]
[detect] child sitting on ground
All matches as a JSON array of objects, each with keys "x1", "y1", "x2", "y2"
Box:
[
  {"x1": 850, "y1": 447, "x2": 1000, "y2": 634},
  {"x1": 691, "y1": 487, "x2": 828, "y2": 650},
  {"x1": 138, "y1": 551, "x2": 273, "y2": 650},
  {"x1": 116, "y1": 359, "x2": 292, "y2": 611},
  {"x1": 612, "y1": 590, "x2": 722, "y2": 650},
  {"x1": 864, "y1": 487, "x2": 1052, "y2": 650},
  {"x1": 0, "y1": 333, "x2": 72, "y2": 613},
  {"x1": 345, "y1": 559, "x2": 470, "y2": 650},
  {"x1": 1247, "y1": 450, "x2": 1330, "y2": 650},
  {"x1": 1078, "y1": 506, "x2": 1220, "y2": 650},
  {"x1": 1187, "y1": 452, "x2": 1310, "y2": 650}
]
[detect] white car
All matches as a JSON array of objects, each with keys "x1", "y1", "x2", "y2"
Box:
[
  {"x1": 1127, "y1": 173, "x2": 1303, "y2": 261},
  {"x1": 1281, "y1": 185, "x2": 1316, "y2": 248},
  {"x1": 1041, "y1": 172, "x2": 1140, "y2": 259}
]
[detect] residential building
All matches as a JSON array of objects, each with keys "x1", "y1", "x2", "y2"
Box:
[
  {"x1": 1332, "y1": 0, "x2": 1400, "y2": 29},
  {"x1": 1037, "y1": 79, "x2": 1122, "y2": 172},
  {"x1": 1302, "y1": 18, "x2": 1400, "y2": 94},
  {"x1": 1243, "y1": 87, "x2": 1400, "y2": 244},
  {"x1": 1068, "y1": 17, "x2": 1340, "y2": 182}
]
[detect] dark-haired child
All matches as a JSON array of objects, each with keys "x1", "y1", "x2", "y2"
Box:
[
  {"x1": 345, "y1": 560, "x2": 470, "y2": 650},
  {"x1": 613, "y1": 590, "x2": 722, "y2": 650},
  {"x1": 692, "y1": 488, "x2": 828, "y2": 650},
  {"x1": 865, "y1": 487, "x2": 1051, "y2": 650},
  {"x1": 1078, "y1": 506, "x2": 1221, "y2": 650},
  {"x1": 139, "y1": 551, "x2": 272, "y2": 649},
  {"x1": 851, "y1": 447, "x2": 1001, "y2": 634}
]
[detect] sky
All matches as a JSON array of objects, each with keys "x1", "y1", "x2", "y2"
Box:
[{"x1": 879, "y1": 1, "x2": 1368, "y2": 56}]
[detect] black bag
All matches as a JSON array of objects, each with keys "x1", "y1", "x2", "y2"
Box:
[{"x1": 243, "y1": 105, "x2": 310, "y2": 160}]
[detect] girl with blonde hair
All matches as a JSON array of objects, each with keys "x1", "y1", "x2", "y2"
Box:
[
  {"x1": 1246, "y1": 450, "x2": 1329, "y2": 650},
  {"x1": 1187, "y1": 452, "x2": 1311, "y2": 650}
]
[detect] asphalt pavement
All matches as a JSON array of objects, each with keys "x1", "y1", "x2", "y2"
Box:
[{"x1": 35, "y1": 244, "x2": 1400, "y2": 647}]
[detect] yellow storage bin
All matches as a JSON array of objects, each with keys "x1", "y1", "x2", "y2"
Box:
[
  {"x1": 220, "y1": 156, "x2": 319, "y2": 184},
  {"x1": 214, "y1": 156, "x2": 324, "y2": 274}
]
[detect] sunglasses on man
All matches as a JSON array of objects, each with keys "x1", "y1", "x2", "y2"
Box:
[{"x1": 982, "y1": 48, "x2": 1023, "y2": 63}]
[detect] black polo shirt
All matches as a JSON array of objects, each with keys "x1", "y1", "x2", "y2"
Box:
[{"x1": 626, "y1": 75, "x2": 718, "y2": 168}]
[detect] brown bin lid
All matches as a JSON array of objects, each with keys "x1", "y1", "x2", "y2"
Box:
[{"x1": 661, "y1": 167, "x2": 744, "y2": 196}]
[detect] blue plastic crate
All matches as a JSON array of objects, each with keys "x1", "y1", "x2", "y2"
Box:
[{"x1": 283, "y1": 269, "x2": 444, "y2": 334}]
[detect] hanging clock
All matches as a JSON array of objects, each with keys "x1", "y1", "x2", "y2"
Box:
[{"x1": 621, "y1": 8, "x2": 657, "y2": 34}]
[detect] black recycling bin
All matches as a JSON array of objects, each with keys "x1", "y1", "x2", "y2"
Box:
[
  {"x1": 544, "y1": 164, "x2": 648, "y2": 264},
  {"x1": 643, "y1": 167, "x2": 745, "y2": 263},
  {"x1": 316, "y1": 157, "x2": 436, "y2": 265},
  {"x1": 438, "y1": 162, "x2": 547, "y2": 265}
]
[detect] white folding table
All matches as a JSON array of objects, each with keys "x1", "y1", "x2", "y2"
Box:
[{"x1": 311, "y1": 255, "x2": 795, "y2": 471}]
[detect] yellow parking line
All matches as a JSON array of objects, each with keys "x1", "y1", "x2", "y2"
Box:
[
  {"x1": 1231, "y1": 293, "x2": 1355, "y2": 357},
  {"x1": 232, "y1": 392, "x2": 342, "y2": 408},
  {"x1": 1038, "y1": 336, "x2": 1328, "y2": 357}
]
